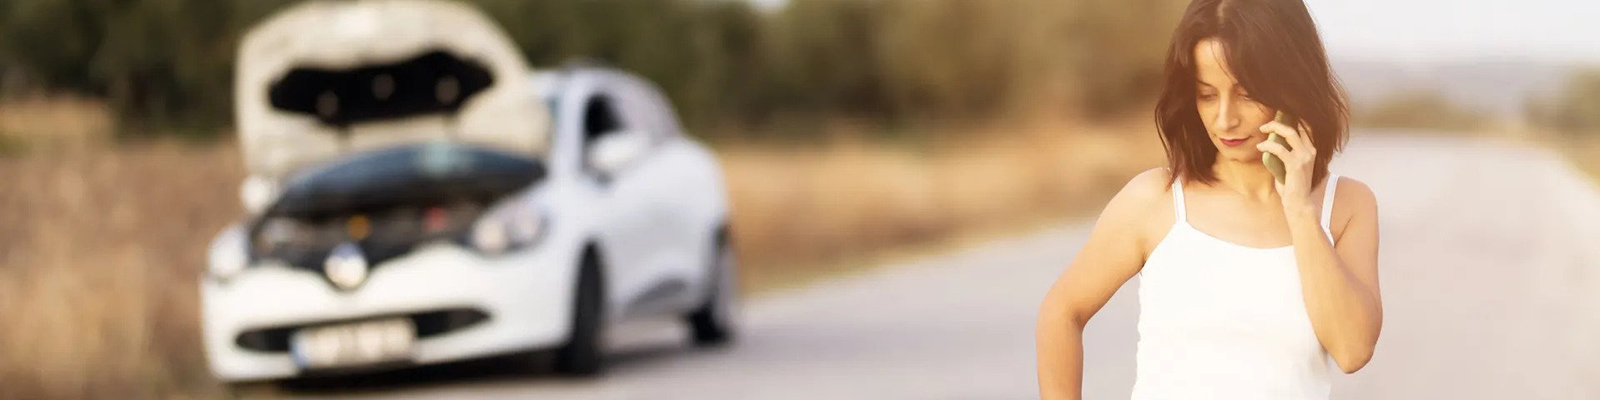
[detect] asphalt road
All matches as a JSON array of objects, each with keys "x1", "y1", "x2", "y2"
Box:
[{"x1": 283, "y1": 133, "x2": 1600, "y2": 399}]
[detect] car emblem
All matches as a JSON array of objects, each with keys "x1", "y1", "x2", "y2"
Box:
[{"x1": 325, "y1": 242, "x2": 368, "y2": 290}]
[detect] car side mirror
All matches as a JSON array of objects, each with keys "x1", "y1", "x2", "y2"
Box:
[{"x1": 587, "y1": 129, "x2": 650, "y2": 178}]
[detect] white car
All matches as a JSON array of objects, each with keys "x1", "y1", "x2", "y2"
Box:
[{"x1": 201, "y1": 0, "x2": 738, "y2": 383}]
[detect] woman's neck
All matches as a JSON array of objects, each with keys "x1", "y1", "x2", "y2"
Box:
[{"x1": 1209, "y1": 158, "x2": 1280, "y2": 204}]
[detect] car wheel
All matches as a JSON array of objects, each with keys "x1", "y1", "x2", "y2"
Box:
[
  {"x1": 686, "y1": 236, "x2": 738, "y2": 347},
  {"x1": 555, "y1": 250, "x2": 606, "y2": 376}
]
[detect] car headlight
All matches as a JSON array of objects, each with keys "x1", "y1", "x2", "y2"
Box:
[
  {"x1": 208, "y1": 224, "x2": 250, "y2": 281},
  {"x1": 469, "y1": 200, "x2": 547, "y2": 255},
  {"x1": 253, "y1": 217, "x2": 318, "y2": 254}
]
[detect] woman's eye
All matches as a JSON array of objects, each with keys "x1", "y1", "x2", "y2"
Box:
[{"x1": 1198, "y1": 94, "x2": 1218, "y2": 100}]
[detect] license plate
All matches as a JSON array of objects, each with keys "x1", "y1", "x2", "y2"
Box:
[{"x1": 290, "y1": 318, "x2": 415, "y2": 369}]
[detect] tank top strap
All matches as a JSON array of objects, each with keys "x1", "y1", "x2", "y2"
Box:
[
  {"x1": 1321, "y1": 174, "x2": 1340, "y2": 241},
  {"x1": 1171, "y1": 176, "x2": 1187, "y2": 224}
]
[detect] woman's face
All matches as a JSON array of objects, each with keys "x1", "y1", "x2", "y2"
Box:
[{"x1": 1193, "y1": 38, "x2": 1276, "y2": 163}]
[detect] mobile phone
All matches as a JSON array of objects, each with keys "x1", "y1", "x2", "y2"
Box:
[{"x1": 1262, "y1": 111, "x2": 1298, "y2": 184}]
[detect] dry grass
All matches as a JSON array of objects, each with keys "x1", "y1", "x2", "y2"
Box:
[
  {"x1": 0, "y1": 95, "x2": 115, "y2": 150},
  {"x1": 0, "y1": 98, "x2": 1162, "y2": 398},
  {"x1": 0, "y1": 143, "x2": 243, "y2": 399},
  {"x1": 0, "y1": 97, "x2": 235, "y2": 398},
  {"x1": 723, "y1": 118, "x2": 1162, "y2": 288},
  {"x1": 1543, "y1": 133, "x2": 1600, "y2": 184}
]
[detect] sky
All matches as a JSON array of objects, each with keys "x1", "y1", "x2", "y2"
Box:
[
  {"x1": 749, "y1": 0, "x2": 1600, "y2": 64},
  {"x1": 1304, "y1": 0, "x2": 1600, "y2": 64}
]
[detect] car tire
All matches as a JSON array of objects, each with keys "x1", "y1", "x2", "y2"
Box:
[
  {"x1": 686, "y1": 234, "x2": 738, "y2": 347},
  {"x1": 554, "y1": 249, "x2": 606, "y2": 376}
]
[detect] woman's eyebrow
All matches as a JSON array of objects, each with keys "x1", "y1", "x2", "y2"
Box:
[{"x1": 1196, "y1": 81, "x2": 1217, "y2": 89}]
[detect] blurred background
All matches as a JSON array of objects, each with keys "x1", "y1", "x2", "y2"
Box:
[{"x1": 1, "y1": 0, "x2": 1598, "y2": 399}]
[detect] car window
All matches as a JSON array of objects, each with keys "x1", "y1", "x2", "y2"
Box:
[
  {"x1": 614, "y1": 77, "x2": 683, "y2": 141},
  {"x1": 582, "y1": 93, "x2": 623, "y2": 147},
  {"x1": 578, "y1": 91, "x2": 633, "y2": 174}
]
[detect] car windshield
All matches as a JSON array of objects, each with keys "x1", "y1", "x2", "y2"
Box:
[{"x1": 267, "y1": 143, "x2": 545, "y2": 219}]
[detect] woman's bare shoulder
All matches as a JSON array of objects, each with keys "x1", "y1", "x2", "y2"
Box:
[
  {"x1": 1331, "y1": 175, "x2": 1379, "y2": 238},
  {"x1": 1332, "y1": 176, "x2": 1377, "y2": 214},
  {"x1": 1120, "y1": 167, "x2": 1175, "y2": 205},
  {"x1": 1092, "y1": 167, "x2": 1176, "y2": 256},
  {"x1": 1098, "y1": 167, "x2": 1175, "y2": 233}
]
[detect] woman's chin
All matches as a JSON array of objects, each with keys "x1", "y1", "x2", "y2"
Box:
[{"x1": 1216, "y1": 149, "x2": 1264, "y2": 163}]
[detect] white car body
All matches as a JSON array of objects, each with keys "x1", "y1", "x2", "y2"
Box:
[{"x1": 202, "y1": 0, "x2": 737, "y2": 383}]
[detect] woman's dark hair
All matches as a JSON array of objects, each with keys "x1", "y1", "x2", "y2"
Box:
[{"x1": 1154, "y1": 0, "x2": 1348, "y2": 187}]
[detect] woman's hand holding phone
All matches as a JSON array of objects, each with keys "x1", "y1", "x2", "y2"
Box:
[
  {"x1": 1257, "y1": 111, "x2": 1319, "y2": 215},
  {"x1": 1262, "y1": 111, "x2": 1296, "y2": 183}
]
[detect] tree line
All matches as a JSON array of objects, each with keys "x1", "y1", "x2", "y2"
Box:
[{"x1": 0, "y1": 0, "x2": 1185, "y2": 138}]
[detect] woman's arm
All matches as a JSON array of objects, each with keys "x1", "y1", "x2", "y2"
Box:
[
  {"x1": 1258, "y1": 121, "x2": 1383, "y2": 374},
  {"x1": 1288, "y1": 178, "x2": 1382, "y2": 373},
  {"x1": 1037, "y1": 168, "x2": 1167, "y2": 399}
]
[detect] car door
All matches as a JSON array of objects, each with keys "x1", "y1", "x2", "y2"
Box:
[
  {"x1": 578, "y1": 83, "x2": 679, "y2": 317},
  {"x1": 610, "y1": 77, "x2": 711, "y2": 304}
]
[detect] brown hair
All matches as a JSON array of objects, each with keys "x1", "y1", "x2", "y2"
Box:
[{"x1": 1154, "y1": 0, "x2": 1349, "y2": 188}]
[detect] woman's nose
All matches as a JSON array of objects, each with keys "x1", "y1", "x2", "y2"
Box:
[{"x1": 1213, "y1": 98, "x2": 1240, "y2": 130}]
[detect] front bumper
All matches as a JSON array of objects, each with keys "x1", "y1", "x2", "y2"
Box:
[{"x1": 200, "y1": 242, "x2": 579, "y2": 382}]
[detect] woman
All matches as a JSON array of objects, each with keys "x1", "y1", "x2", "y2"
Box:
[{"x1": 1035, "y1": 0, "x2": 1382, "y2": 399}]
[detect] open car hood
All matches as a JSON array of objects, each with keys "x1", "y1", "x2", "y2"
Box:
[{"x1": 235, "y1": 0, "x2": 548, "y2": 181}]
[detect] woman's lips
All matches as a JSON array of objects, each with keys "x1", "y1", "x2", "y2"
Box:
[{"x1": 1221, "y1": 137, "x2": 1251, "y2": 147}]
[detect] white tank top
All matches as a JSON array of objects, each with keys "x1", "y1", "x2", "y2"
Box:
[{"x1": 1130, "y1": 174, "x2": 1340, "y2": 400}]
